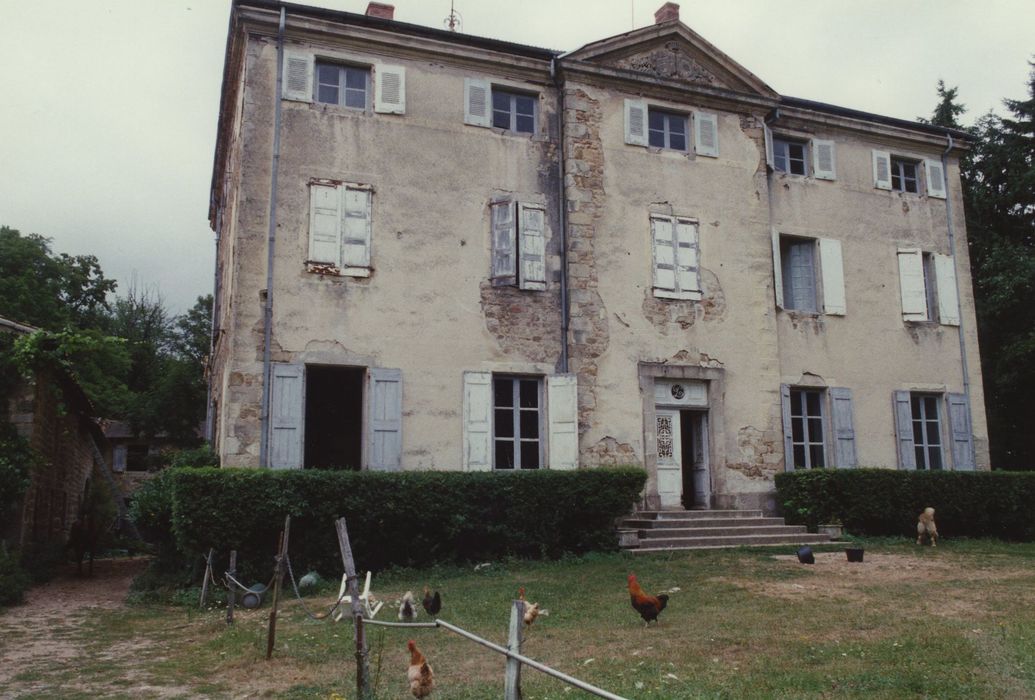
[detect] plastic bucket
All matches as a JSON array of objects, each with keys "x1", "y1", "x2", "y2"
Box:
[
  {"x1": 241, "y1": 584, "x2": 267, "y2": 609},
  {"x1": 845, "y1": 547, "x2": 864, "y2": 563}
]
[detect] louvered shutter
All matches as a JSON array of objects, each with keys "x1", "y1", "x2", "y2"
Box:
[
  {"x1": 675, "y1": 218, "x2": 702, "y2": 299},
  {"x1": 547, "y1": 374, "x2": 578, "y2": 470},
  {"x1": 624, "y1": 99, "x2": 648, "y2": 146},
  {"x1": 282, "y1": 52, "x2": 314, "y2": 102},
  {"x1": 269, "y1": 363, "x2": 304, "y2": 469},
  {"x1": 367, "y1": 368, "x2": 402, "y2": 471},
  {"x1": 829, "y1": 387, "x2": 857, "y2": 467},
  {"x1": 694, "y1": 111, "x2": 719, "y2": 157},
  {"x1": 873, "y1": 150, "x2": 893, "y2": 190},
  {"x1": 490, "y1": 200, "x2": 516, "y2": 285},
  {"x1": 373, "y1": 64, "x2": 406, "y2": 114},
  {"x1": 947, "y1": 393, "x2": 975, "y2": 471},
  {"x1": 893, "y1": 390, "x2": 917, "y2": 469},
  {"x1": 651, "y1": 215, "x2": 676, "y2": 295},
  {"x1": 113, "y1": 445, "x2": 127, "y2": 473},
  {"x1": 308, "y1": 183, "x2": 343, "y2": 266},
  {"x1": 934, "y1": 254, "x2": 960, "y2": 326},
  {"x1": 518, "y1": 203, "x2": 547, "y2": 291},
  {"x1": 771, "y1": 228, "x2": 784, "y2": 308},
  {"x1": 925, "y1": 159, "x2": 947, "y2": 199},
  {"x1": 818, "y1": 238, "x2": 846, "y2": 315},
  {"x1": 342, "y1": 186, "x2": 372, "y2": 275},
  {"x1": 463, "y1": 372, "x2": 492, "y2": 471},
  {"x1": 780, "y1": 384, "x2": 794, "y2": 470},
  {"x1": 464, "y1": 78, "x2": 491, "y2": 127},
  {"x1": 763, "y1": 123, "x2": 774, "y2": 169},
  {"x1": 897, "y1": 249, "x2": 927, "y2": 321},
  {"x1": 812, "y1": 140, "x2": 837, "y2": 180}
]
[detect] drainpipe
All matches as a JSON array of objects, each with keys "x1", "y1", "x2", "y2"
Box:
[
  {"x1": 258, "y1": 6, "x2": 287, "y2": 468},
  {"x1": 206, "y1": 205, "x2": 223, "y2": 443},
  {"x1": 551, "y1": 56, "x2": 570, "y2": 374}
]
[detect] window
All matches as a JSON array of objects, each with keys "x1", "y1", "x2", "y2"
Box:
[
  {"x1": 897, "y1": 249, "x2": 960, "y2": 325},
  {"x1": 650, "y1": 214, "x2": 700, "y2": 300},
  {"x1": 308, "y1": 181, "x2": 373, "y2": 276},
  {"x1": 873, "y1": 151, "x2": 944, "y2": 197},
  {"x1": 775, "y1": 235, "x2": 846, "y2": 315},
  {"x1": 911, "y1": 394, "x2": 943, "y2": 470},
  {"x1": 773, "y1": 138, "x2": 808, "y2": 175},
  {"x1": 648, "y1": 109, "x2": 688, "y2": 151},
  {"x1": 891, "y1": 157, "x2": 919, "y2": 193},
  {"x1": 492, "y1": 90, "x2": 536, "y2": 134},
  {"x1": 126, "y1": 445, "x2": 149, "y2": 472},
  {"x1": 315, "y1": 62, "x2": 368, "y2": 109},
  {"x1": 490, "y1": 200, "x2": 546, "y2": 290},
  {"x1": 493, "y1": 376, "x2": 542, "y2": 469},
  {"x1": 789, "y1": 389, "x2": 826, "y2": 468},
  {"x1": 780, "y1": 237, "x2": 818, "y2": 312},
  {"x1": 282, "y1": 53, "x2": 405, "y2": 114}
]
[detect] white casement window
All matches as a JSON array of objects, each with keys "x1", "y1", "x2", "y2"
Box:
[
  {"x1": 897, "y1": 249, "x2": 959, "y2": 325},
  {"x1": 308, "y1": 182, "x2": 373, "y2": 277},
  {"x1": 465, "y1": 78, "x2": 537, "y2": 134},
  {"x1": 772, "y1": 137, "x2": 808, "y2": 175},
  {"x1": 489, "y1": 199, "x2": 547, "y2": 291},
  {"x1": 492, "y1": 376, "x2": 543, "y2": 470},
  {"x1": 769, "y1": 136, "x2": 836, "y2": 179},
  {"x1": 772, "y1": 235, "x2": 846, "y2": 315},
  {"x1": 780, "y1": 385, "x2": 857, "y2": 470},
  {"x1": 625, "y1": 99, "x2": 718, "y2": 157},
  {"x1": 282, "y1": 52, "x2": 405, "y2": 114},
  {"x1": 873, "y1": 150, "x2": 945, "y2": 197},
  {"x1": 651, "y1": 215, "x2": 701, "y2": 300},
  {"x1": 648, "y1": 109, "x2": 689, "y2": 151},
  {"x1": 893, "y1": 391, "x2": 975, "y2": 470}
]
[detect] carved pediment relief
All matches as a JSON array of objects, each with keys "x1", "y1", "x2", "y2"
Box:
[{"x1": 609, "y1": 42, "x2": 728, "y2": 88}]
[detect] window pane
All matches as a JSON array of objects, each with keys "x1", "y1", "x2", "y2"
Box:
[
  {"x1": 344, "y1": 88, "x2": 366, "y2": 109},
  {"x1": 926, "y1": 419, "x2": 941, "y2": 446},
  {"x1": 911, "y1": 396, "x2": 921, "y2": 419},
  {"x1": 648, "y1": 110, "x2": 664, "y2": 130},
  {"x1": 495, "y1": 409, "x2": 514, "y2": 438},
  {"x1": 808, "y1": 418, "x2": 823, "y2": 441},
  {"x1": 494, "y1": 379, "x2": 512, "y2": 407},
  {"x1": 317, "y1": 64, "x2": 339, "y2": 83},
  {"x1": 669, "y1": 132, "x2": 686, "y2": 151},
  {"x1": 520, "y1": 410, "x2": 539, "y2": 439},
  {"x1": 495, "y1": 441, "x2": 514, "y2": 469},
  {"x1": 792, "y1": 416, "x2": 804, "y2": 442},
  {"x1": 912, "y1": 420, "x2": 924, "y2": 444},
  {"x1": 790, "y1": 390, "x2": 803, "y2": 417},
  {"x1": 492, "y1": 92, "x2": 510, "y2": 111},
  {"x1": 915, "y1": 445, "x2": 926, "y2": 469},
  {"x1": 668, "y1": 116, "x2": 686, "y2": 135},
  {"x1": 788, "y1": 142, "x2": 805, "y2": 160},
  {"x1": 515, "y1": 95, "x2": 534, "y2": 115},
  {"x1": 515, "y1": 115, "x2": 534, "y2": 133},
  {"x1": 519, "y1": 380, "x2": 538, "y2": 408},
  {"x1": 492, "y1": 110, "x2": 511, "y2": 130},
  {"x1": 805, "y1": 391, "x2": 821, "y2": 416},
  {"x1": 774, "y1": 152, "x2": 788, "y2": 172},
  {"x1": 924, "y1": 396, "x2": 938, "y2": 417},
  {"x1": 793, "y1": 445, "x2": 806, "y2": 468},
  {"x1": 928, "y1": 448, "x2": 942, "y2": 470},
  {"x1": 317, "y1": 85, "x2": 339, "y2": 104},
  {"x1": 810, "y1": 444, "x2": 825, "y2": 468},
  {"x1": 648, "y1": 128, "x2": 665, "y2": 149},
  {"x1": 520, "y1": 441, "x2": 540, "y2": 469}
]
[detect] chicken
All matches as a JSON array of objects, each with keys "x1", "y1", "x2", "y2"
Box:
[
  {"x1": 518, "y1": 586, "x2": 541, "y2": 627},
  {"x1": 422, "y1": 586, "x2": 442, "y2": 616},
  {"x1": 399, "y1": 591, "x2": 417, "y2": 622},
  {"x1": 627, "y1": 573, "x2": 668, "y2": 626},
  {"x1": 406, "y1": 639, "x2": 434, "y2": 698}
]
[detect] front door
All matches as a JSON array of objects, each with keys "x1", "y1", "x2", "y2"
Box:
[{"x1": 655, "y1": 409, "x2": 682, "y2": 508}]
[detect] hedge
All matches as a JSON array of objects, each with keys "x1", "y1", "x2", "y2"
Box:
[
  {"x1": 133, "y1": 466, "x2": 645, "y2": 581},
  {"x1": 776, "y1": 468, "x2": 1035, "y2": 540}
]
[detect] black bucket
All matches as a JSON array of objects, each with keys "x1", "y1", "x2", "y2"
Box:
[
  {"x1": 845, "y1": 547, "x2": 864, "y2": 563},
  {"x1": 796, "y1": 546, "x2": 815, "y2": 564}
]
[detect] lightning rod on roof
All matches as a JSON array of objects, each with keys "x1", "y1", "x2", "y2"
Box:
[{"x1": 444, "y1": 1, "x2": 462, "y2": 32}]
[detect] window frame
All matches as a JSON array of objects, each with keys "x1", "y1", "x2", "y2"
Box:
[
  {"x1": 491, "y1": 88, "x2": 538, "y2": 135},
  {"x1": 779, "y1": 235, "x2": 819, "y2": 313},
  {"x1": 890, "y1": 157, "x2": 920, "y2": 194},
  {"x1": 772, "y1": 137, "x2": 810, "y2": 176},
  {"x1": 313, "y1": 60, "x2": 370, "y2": 111},
  {"x1": 789, "y1": 388, "x2": 827, "y2": 469},
  {"x1": 492, "y1": 375, "x2": 544, "y2": 470},
  {"x1": 910, "y1": 393, "x2": 944, "y2": 470},
  {"x1": 648, "y1": 107, "x2": 690, "y2": 152}
]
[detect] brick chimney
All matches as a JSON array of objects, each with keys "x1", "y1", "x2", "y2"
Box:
[
  {"x1": 654, "y1": 2, "x2": 680, "y2": 24},
  {"x1": 365, "y1": 2, "x2": 395, "y2": 20}
]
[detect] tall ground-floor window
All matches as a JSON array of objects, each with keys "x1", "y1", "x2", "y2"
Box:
[
  {"x1": 790, "y1": 388, "x2": 826, "y2": 468},
  {"x1": 911, "y1": 394, "x2": 943, "y2": 469},
  {"x1": 493, "y1": 376, "x2": 542, "y2": 469}
]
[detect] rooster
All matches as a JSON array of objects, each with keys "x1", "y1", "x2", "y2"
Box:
[
  {"x1": 399, "y1": 591, "x2": 417, "y2": 622},
  {"x1": 422, "y1": 586, "x2": 441, "y2": 616},
  {"x1": 518, "y1": 586, "x2": 541, "y2": 627},
  {"x1": 628, "y1": 573, "x2": 668, "y2": 626},
  {"x1": 407, "y1": 639, "x2": 434, "y2": 698}
]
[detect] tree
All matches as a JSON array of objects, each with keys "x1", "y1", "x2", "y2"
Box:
[{"x1": 921, "y1": 79, "x2": 967, "y2": 129}]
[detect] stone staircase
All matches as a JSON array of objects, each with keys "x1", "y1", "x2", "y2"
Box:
[{"x1": 619, "y1": 509, "x2": 831, "y2": 553}]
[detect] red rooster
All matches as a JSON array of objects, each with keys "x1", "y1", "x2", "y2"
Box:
[
  {"x1": 407, "y1": 639, "x2": 434, "y2": 698},
  {"x1": 627, "y1": 573, "x2": 668, "y2": 626}
]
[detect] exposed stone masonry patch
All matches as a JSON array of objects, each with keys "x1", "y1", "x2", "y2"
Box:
[
  {"x1": 728, "y1": 425, "x2": 783, "y2": 479},
  {"x1": 480, "y1": 281, "x2": 563, "y2": 364},
  {"x1": 641, "y1": 269, "x2": 727, "y2": 333}
]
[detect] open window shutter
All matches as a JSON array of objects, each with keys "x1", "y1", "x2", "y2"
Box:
[
  {"x1": 282, "y1": 52, "x2": 314, "y2": 102},
  {"x1": 818, "y1": 238, "x2": 846, "y2": 315},
  {"x1": 873, "y1": 150, "x2": 892, "y2": 190},
  {"x1": 763, "y1": 123, "x2": 774, "y2": 169},
  {"x1": 269, "y1": 363, "x2": 304, "y2": 469},
  {"x1": 113, "y1": 445, "x2": 127, "y2": 473},
  {"x1": 651, "y1": 215, "x2": 676, "y2": 295},
  {"x1": 464, "y1": 78, "x2": 491, "y2": 127},
  {"x1": 694, "y1": 111, "x2": 719, "y2": 157},
  {"x1": 462, "y1": 372, "x2": 492, "y2": 471},
  {"x1": 675, "y1": 219, "x2": 702, "y2": 298},
  {"x1": 518, "y1": 203, "x2": 547, "y2": 291},
  {"x1": 934, "y1": 253, "x2": 960, "y2": 326},
  {"x1": 897, "y1": 249, "x2": 927, "y2": 321},
  {"x1": 829, "y1": 387, "x2": 857, "y2": 467},
  {"x1": 893, "y1": 390, "x2": 917, "y2": 469},
  {"x1": 367, "y1": 368, "x2": 402, "y2": 471},
  {"x1": 771, "y1": 228, "x2": 784, "y2": 308},
  {"x1": 925, "y1": 159, "x2": 947, "y2": 199},
  {"x1": 547, "y1": 375, "x2": 578, "y2": 470},
  {"x1": 812, "y1": 140, "x2": 837, "y2": 180},
  {"x1": 374, "y1": 64, "x2": 406, "y2": 114},
  {"x1": 308, "y1": 183, "x2": 343, "y2": 266},
  {"x1": 624, "y1": 99, "x2": 648, "y2": 146},
  {"x1": 947, "y1": 393, "x2": 975, "y2": 471},
  {"x1": 780, "y1": 384, "x2": 794, "y2": 470},
  {"x1": 342, "y1": 186, "x2": 372, "y2": 275},
  {"x1": 490, "y1": 200, "x2": 516, "y2": 285}
]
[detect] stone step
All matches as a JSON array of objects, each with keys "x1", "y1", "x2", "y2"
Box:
[
  {"x1": 634, "y1": 509, "x2": 764, "y2": 520},
  {"x1": 630, "y1": 538, "x2": 833, "y2": 553},
  {"x1": 624, "y1": 532, "x2": 828, "y2": 550},
  {"x1": 622, "y1": 517, "x2": 787, "y2": 529},
  {"x1": 638, "y1": 525, "x2": 809, "y2": 539}
]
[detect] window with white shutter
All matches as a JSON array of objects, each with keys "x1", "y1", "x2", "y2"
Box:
[
  {"x1": 307, "y1": 182, "x2": 373, "y2": 276},
  {"x1": 873, "y1": 150, "x2": 892, "y2": 190},
  {"x1": 314, "y1": 61, "x2": 369, "y2": 109},
  {"x1": 779, "y1": 236, "x2": 818, "y2": 313},
  {"x1": 651, "y1": 215, "x2": 701, "y2": 300},
  {"x1": 283, "y1": 52, "x2": 314, "y2": 102},
  {"x1": 925, "y1": 158, "x2": 947, "y2": 199},
  {"x1": 308, "y1": 183, "x2": 343, "y2": 267},
  {"x1": 342, "y1": 186, "x2": 373, "y2": 276},
  {"x1": 462, "y1": 372, "x2": 492, "y2": 471},
  {"x1": 490, "y1": 198, "x2": 547, "y2": 291},
  {"x1": 518, "y1": 203, "x2": 546, "y2": 290},
  {"x1": 694, "y1": 111, "x2": 719, "y2": 157},
  {"x1": 934, "y1": 253, "x2": 960, "y2": 326},
  {"x1": 464, "y1": 78, "x2": 492, "y2": 127},
  {"x1": 818, "y1": 238, "x2": 846, "y2": 316},
  {"x1": 829, "y1": 387, "x2": 857, "y2": 468},
  {"x1": 812, "y1": 140, "x2": 836, "y2": 180},
  {"x1": 547, "y1": 375, "x2": 578, "y2": 470},
  {"x1": 373, "y1": 64, "x2": 405, "y2": 114},
  {"x1": 624, "y1": 98, "x2": 648, "y2": 146},
  {"x1": 897, "y1": 248, "x2": 928, "y2": 321}
]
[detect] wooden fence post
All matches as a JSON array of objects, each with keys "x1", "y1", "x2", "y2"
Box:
[
  {"x1": 504, "y1": 599, "x2": 525, "y2": 700},
  {"x1": 335, "y1": 517, "x2": 373, "y2": 700},
  {"x1": 265, "y1": 516, "x2": 291, "y2": 660},
  {"x1": 226, "y1": 549, "x2": 237, "y2": 626},
  {"x1": 199, "y1": 548, "x2": 215, "y2": 609}
]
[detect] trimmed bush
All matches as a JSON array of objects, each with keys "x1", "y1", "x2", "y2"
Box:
[
  {"x1": 138, "y1": 467, "x2": 645, "y2": 582},
  {"x1": 776, "y1": 468, "x2": 1035, "y2": 540}
]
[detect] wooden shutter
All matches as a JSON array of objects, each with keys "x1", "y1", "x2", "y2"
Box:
[
  {"x1": 763, "y1": 123, "x2": 774, "y2": 169},
  {"x1": 893, "y1": 390, "x2": 917, "y2": 469},
  {"x1": 873, "y1": 150, "x2": 892, "y2": 190},
  {"x1": 694, "y1": 111, "x2": 719, "y2": 157},
  {"x1": 490, "y1": 200, "x2": 516, "y2": 285},
  {"x1": 269, "y1": 363, "x2": 304, "y2": 469},
  {"x1": 675, "y1": 218, "x2": 702, "y2": 299},
  {"x1": 780, "y1": 384, "x2": 794, "y2": 471},
  {"x1": 464, "y1": 78, "x2": 491, "y2": 127},
  {"x1": 282, "y1": 52, "x2": 314, "y2": 102},
  {"x1": 651, "y1": 215, "x2": 676, "y2": 295},
  {"x1": 367, "y1": 368, "x2": 402, "y2": 471},
  {"x1": 113, "y1": 445, "x2": 127, "y2": 473},
  {"x1": 771, "y1": 228, "x2": 784, "y2": 308},
  {"x1": 308, "y1": 183, "x2": 343, "y2": 266},
  {"x1": 547, "y1": 375, "x2": 578, "y2": 470},
  {"x1": 463, "y1": 372, "x2": 493, "y2": 471},
  {"x1": 812, "y1": 140, "x2": 836, "y2": 180},
  {"x1": 934, "y1": 253, "x2": 960, "y2": 326},
  {"x1": 518, "y1": 203, "x2": 547, "y2": 291},
  {"x1": 819, "y1": 238, "x2": 846, "y2": 315},
  {"x1": 925, "y1": 158, "x2": 947, "y2": 199},
  {"x1": 374, "y1": 64, "x2": 406, "y2": 114},
  {"x1": 898, "y1": 249, "x2": 928, "y2": 321},
  {"x1": 947, "y1": 393, "x2": 975, "y2": 471},
  {"x1": 624, "y1": 99, "x2": 648, "y2": 146},
  {"x1": 342, "y1": 186, "x2": 372, "y2": 275},
  {"x1": 829, "y1": 387, "x2": 857, "y2": 468}
]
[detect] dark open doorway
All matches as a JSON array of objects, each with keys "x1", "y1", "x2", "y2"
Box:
[
  {"x1": 680, "y1": 409, "x2": 710, "y2": 509},
  {"x1": 305, "y1": 365, "x2": 364, "y2": 469}
]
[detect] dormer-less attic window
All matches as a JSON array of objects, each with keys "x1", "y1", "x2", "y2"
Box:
[
  {"x1": 315, "y1": 62, "x2": 368, "y2": 109},
  {"x1": 282, "y1": 52, "x2": 406, "y2": 114}
]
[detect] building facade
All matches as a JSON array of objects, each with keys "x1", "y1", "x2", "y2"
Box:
[{"x1": 208, "y1": 1, "x2": 988, "y2": 512}]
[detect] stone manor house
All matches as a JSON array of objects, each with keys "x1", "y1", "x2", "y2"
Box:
[{"x1": 207, "y1": 0, "x2": 988, "y2": 512}]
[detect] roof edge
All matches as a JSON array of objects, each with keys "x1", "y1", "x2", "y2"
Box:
[{"x1": 781, "y1": 96, "x2": 971, "y2": 142}]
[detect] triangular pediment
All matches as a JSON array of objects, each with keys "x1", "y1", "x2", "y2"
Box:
[{"x1": 566, "y1": 23, "x2": 778, "y2": 99}]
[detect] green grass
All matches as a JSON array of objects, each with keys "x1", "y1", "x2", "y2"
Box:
[{"x1": 3, "y1": 539, "x2": 1035, "y2": 698}]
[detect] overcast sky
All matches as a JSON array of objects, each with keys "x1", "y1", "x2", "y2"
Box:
[{"x1": 1, "y1": 0, "x2": 1032, "y2": 315}]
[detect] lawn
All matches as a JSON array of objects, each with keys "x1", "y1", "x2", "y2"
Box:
[{"x1": 3, "y1": 539, "x2": 1035, "y2": 699}]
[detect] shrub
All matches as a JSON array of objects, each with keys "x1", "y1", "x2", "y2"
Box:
[
  {"x1": 168, "y1": 444, "x2": 219, "y2": 469},
  {"x1": 0, "y1": 544, "x2": 30, "y2": 607},
  {"x1": 145, "y1": 466, "x2": 645, "y2": 584},
  {"x1": 776, "y1": 468, "x2": 1035, "y2": 540}
]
